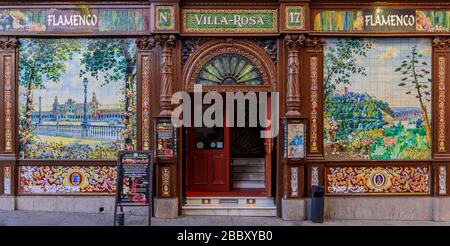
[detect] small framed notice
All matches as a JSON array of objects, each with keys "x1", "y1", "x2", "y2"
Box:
[{"x1": 154, "y1": 117, "x2": 178, "y2": 161}]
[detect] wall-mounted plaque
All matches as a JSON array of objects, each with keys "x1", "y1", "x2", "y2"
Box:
[
  {"x1": 282, "y1": 117, "x2": 307, "y2": 161},
  {"x1": 154, "y1": 118, "x2": 177, "y2": 160},
  {"x1": 287, "y1": 123, "x2": 306, "y2": 159},
  {"x1": 182, "y1": 9, "x2": 277, "y2": 33}
]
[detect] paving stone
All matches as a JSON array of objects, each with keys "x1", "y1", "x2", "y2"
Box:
[{"x1": 1, "y1": 210, "x2": 450, "y2": 226}]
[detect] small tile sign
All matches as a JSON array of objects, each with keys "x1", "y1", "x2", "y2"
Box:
[
  {"x1": 155, "y1": 5, "x2": 175, "y2": 30},
  {"x1": 285, "y1": 6, "x2": 306, "y2": 30}
]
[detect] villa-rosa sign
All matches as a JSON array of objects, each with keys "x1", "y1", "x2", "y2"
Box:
[{"x1": 182, "y1": 9, "x2": 277, "y2": 33}]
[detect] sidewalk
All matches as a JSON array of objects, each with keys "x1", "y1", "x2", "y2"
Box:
[{"x1": 1, "y1": 210, "x2": 450, "y2": 226}]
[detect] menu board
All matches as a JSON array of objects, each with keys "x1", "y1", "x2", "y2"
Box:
[{"x1": 117, "y1": 152, "x2": 153, "y2": 206}]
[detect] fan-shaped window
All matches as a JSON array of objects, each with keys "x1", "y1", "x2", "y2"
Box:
[{"x1": 196, "y1": 53, "x2": 264, "y2": 86}]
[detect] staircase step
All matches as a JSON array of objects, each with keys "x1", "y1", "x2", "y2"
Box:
[
  {"x1": 232, "y1": 158, "x2": 265, "y2": 165},
  {"x1": 232, "y1": 181, "x2": 265, "y2": 189},
  {"x1": 232, "y1": 173, "x2": 265, "y2": 181},
  {"x1": 232, "y1": 165, "x2": 265, "y2": 173}
]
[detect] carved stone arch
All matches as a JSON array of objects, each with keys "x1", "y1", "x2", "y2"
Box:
[{"x1": 183, "y1": 39, "x2": 277, "y2": 92}]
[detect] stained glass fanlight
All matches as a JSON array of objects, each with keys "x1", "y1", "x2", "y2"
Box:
[{"x1": 196, "y1": 53, "x2": 264, "y2": 85}]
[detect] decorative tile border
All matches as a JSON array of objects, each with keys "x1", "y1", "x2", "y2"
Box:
[
  {"x1": 3, "y1": 166, "x2": 12, "y2": 195},
  {"x1": 19, "y1": 165, "x2": 117, "y2": 194},
  {"x1": 439, "y1": 166, "x2": 447, "y2": 195},
  {"x1": 161, "y1": 167, "x2": 170, "y2": 197},
  {"x1": 291, "y1": 167, "x2": 299, "y2": 197},
  {"x1": 326, "y1": 166, "x2": 430, "y2": 194},
  {"x1": 310, "y1": 56, "x2": 319, "y2": 153},
  {"x1": 438, "y1": 56, "x2": 446, "y2": 152},
  {"x1": 142, "y1": 56, "x2": 151, "y2": 150},
  {"x1": 3, "y1": 56, "x2": 13, "y2": 152},
  {"x1": 311, "y1": 166, "x2": 319, "y2": 187}
]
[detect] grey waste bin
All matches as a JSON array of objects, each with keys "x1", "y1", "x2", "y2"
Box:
[{"x1": 311, "y1": 185, "x2": 324, "y2": 223}]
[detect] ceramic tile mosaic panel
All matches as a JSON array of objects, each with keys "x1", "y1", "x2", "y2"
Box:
[
  {"x1": 19, "y1": 165, "x2": 117, "y2": 194},
  {"x1": 324, "y1": 38, "x2": 432, "y2": 160},
  {"x1": 313, "y1": 10, "x2": 364, "y2": 32},
  {"x1": 417, "y1": 10, "x2": 450, "y2": 32},
  {"x1": 326, "y1": 166, "x2": 430, "y2": 194},
  {"x1": 18, "y1": 38, "x2": 137, "y2": 160}
]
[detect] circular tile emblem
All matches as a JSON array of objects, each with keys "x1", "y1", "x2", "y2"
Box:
[
  {"x1": 373, "y1": 173, "x2": 385, "y2": 187},
  {"x1": 69, "y1": 172, "x2": 82, "y2": 186},
  {"x1": 367, "y1": 169, "x2": 392, "y2": 192}
]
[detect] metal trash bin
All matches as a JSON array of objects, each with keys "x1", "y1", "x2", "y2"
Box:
[{"x1": 311, "y1": 185, "x2": 325, "y2": 223}]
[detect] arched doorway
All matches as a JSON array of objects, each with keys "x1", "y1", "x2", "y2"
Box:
[{"x1": 181, "y1": 39, "x2": 277, "y2": 215}]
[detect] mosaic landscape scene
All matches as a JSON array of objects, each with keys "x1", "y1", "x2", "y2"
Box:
[
  {"x1": 324, "y1": 38, "x2": 432, "y2": 160},
  {"x1": 19, "y1": 38, "x2": 137, "y2": 159}
]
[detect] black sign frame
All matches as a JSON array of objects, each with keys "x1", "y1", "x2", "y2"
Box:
[
  {"x1": 114, "y1": 151, "x2": 153, "y2": 226},
  {"x1": 154, "y1": 116, "x2": 178, "y2": 162}
]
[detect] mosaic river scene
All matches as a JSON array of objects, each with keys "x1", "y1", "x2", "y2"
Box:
[
  {"x1": 324, "y1": 38, "x2": 432, "y2": 160},
  {"x1": 19, "y1": 38, "x2": 137, "y2": 159}
]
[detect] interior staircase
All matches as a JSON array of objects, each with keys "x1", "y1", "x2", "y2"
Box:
[{"x1": 231, "y1": 158, "x2": 265, "y2": 189}]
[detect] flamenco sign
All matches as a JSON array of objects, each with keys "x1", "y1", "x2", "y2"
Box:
[
  {"x1": 364, "y1": 8, "x2": 416, "y2": 32},
  {"x1": 46, "y1": 9, "x2": 98, "y2": 32},
  {"x1": 182, "y1": 9, "x2": 277, "y2": 33}
]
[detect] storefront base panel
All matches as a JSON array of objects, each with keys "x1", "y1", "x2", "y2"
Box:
[
  {"x1": 321, "y1": 197, "x2": 445, "y2": 221},
  {"x1": 281, "y1": 198, "x2": 306, "y2": 221},
  {"x1": 155, "y1": 198, "x2": 178, "y2": 218},
  {"x1": 434, "y1": 197, "x2": 450, "y2": 222},
  {"x1": 15, "y1": 196, "x2": 115, "y2": 213},
  {"x1": 182, "y1": 207, "x2": 277, "y2": 217},
  {"x1": 0, "y1": 197, "x2": 15, "y2": 211}
]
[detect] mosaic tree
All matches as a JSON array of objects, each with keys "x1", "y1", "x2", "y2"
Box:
[
  {"x1": 79, "y1": 39, "x2": 137, "y2": 149},
  {"x1": 323, "y1": 38, "x2": 372, "y2": 98},
  {"x1": 18, "y1": 39, "x2": 81, "y2": 148},
  {"x1": 323, "y1": 38, "x2": 373, "y2": 154},
  {"x1": 395, "y1": 45, "x2": 432, "y2": 146}
]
